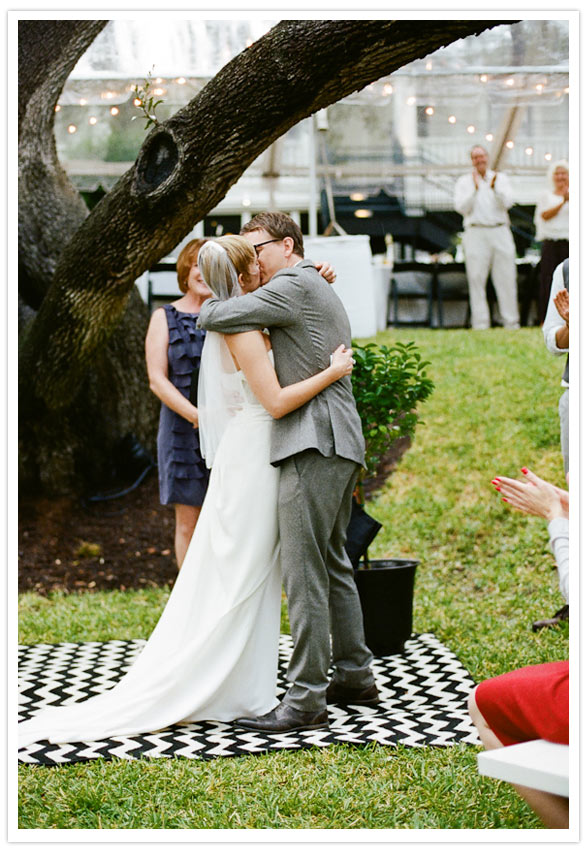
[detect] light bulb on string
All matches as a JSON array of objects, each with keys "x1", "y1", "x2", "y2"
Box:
[
  {"x1": 485, "y1": 133, "x2": 494, "y2": 142},
  {"x1": 407, "y1": 96, "x2": 416, "y2": 106},
  {"x1": 89, "y1": 116, "x2": 97, "y2": 125},
  {"x1": 79, "y1": 98, "x2": 87, "y2": 106},
  {"x1": 54, "y1": 104, "x2": 61, "y2": 113},
  {"x1": 425, "y1": 106, "x2": 434, "y2": 116},
  {"x1": 383, "y1": 83, "x2": 393, "y2": 96},
  {"x1": 506, "y1": 140, "x2": 514, "y2": 149},
  {"x1": 467, "y1": 125, "x2": 475, "y2": 134},
  {"x1": 505, "y1": 78, "x2": 515, "y2": 87},
  {"x1": 525, "y1": 146, "x2": 533, "y2": 156},
  {"x1": 479, "y1": 74, "x2": 488, "y2": 83},
  {"x1": 545, "y1": 153, "x2": 552, "y2": 161},
  {"x1": 110, "y1": 106, "x2": 120, "y2": 116},
  {"x1": 67, "y1": 124, "x2": 77, "y2": 134},
  {"x1": 176, "y1": 77, "x2": 186, "y2": 85},
  {"x1": 448, "y1": 115, "x2": 456, "y2": 124}
]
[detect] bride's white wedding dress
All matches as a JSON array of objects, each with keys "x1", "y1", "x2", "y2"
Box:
[{"x1": 18, "y1": 356, "x2": 282, "y2": 748}]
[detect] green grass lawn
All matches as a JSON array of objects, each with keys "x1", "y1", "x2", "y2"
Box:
[{"x1": 18, "y1": 327, "x2": 569, "y2": 830}]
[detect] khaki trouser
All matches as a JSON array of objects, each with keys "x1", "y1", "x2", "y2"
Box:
[{"x1": 463, "y1": 226, "x2": 520, "y2": 330}]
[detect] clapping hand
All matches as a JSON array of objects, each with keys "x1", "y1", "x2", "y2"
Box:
[
  {"x1": 554, "y1": 288, "x2": 569, "y2": 324},
  {"x1": 491, "y1": 467, "x2": 568, "y2": 521}
]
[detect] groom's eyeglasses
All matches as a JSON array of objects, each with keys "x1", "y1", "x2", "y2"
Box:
[{"x1": 253, "y1": 239, "x2": 281, "y2": 255}]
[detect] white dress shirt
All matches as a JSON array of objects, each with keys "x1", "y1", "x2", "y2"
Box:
[
  {"x1": 454, "y1": 169, "x2": 513, "y2": 227},
  {"x1": 542, "y1": 261, "x2": 569, "y2": 387},
  {"x1": 534, "y1": 191, "x2": 569, "y2": 241}
]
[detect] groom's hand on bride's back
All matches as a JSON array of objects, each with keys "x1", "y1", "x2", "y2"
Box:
[{"x1": 315, "y1": 262, "x2": 336, "y2": 284}]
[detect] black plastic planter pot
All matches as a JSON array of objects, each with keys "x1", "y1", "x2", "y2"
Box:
[{"x1": 353, "y1": 559, "x2": 419, "y2": 656}]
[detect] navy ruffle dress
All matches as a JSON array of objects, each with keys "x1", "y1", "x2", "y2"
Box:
[{"x1": 157, "y1": 304, "x2": 210, "y2": 506}]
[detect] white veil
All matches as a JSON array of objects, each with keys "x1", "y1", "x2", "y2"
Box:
[{"x1": 197, "y1": 240, "x2": 244, "y2": 468}]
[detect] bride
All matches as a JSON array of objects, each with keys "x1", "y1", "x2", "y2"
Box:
[{"x1": 18, "y1": 236, "x2": 354, "y2": 748}]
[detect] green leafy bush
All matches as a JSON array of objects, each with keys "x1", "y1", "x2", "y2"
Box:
[{"x1": 351, "y1": 341, "x2": 434, "y2": 478}]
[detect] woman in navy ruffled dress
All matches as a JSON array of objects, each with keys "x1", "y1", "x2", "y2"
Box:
[{"x1": 145, "y1": 239, "x2": 211, "y2": 568}]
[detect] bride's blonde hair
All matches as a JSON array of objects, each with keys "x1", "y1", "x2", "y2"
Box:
[{"x1": 198, "y1": 235, "x2": 256, "y2": 300}]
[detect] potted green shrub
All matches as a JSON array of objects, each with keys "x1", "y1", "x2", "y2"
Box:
[{"x1": 349, "y1": 340, "x2": 434, "y2": 655}]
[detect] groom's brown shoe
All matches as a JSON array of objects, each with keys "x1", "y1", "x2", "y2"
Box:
[
  {"x1": 326, "y1": 681, "x2": 380, "y2": 706},
  {"x1": 235, "y1": 702, "x2": 329, "y2": 733}
]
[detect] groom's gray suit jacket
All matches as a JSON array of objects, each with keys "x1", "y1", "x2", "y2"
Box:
[{"x1": 198, "y1": 259, "x2": 365, "y2": 469}]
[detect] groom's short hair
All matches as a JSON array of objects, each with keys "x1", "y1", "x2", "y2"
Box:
[{"x1": 241, "y1": 212, "x2": 305, "y2": 258}]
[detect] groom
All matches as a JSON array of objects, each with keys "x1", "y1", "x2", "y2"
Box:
[{"x1": 198, "y1": 212, "x2": 377, "y2": 732}]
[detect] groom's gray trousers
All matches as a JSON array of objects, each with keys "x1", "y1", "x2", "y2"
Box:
[{"x1": 278, "y1": 449, "x2": 375, "y2": 712}]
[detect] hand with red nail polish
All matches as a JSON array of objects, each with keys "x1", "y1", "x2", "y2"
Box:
[{"x1": 492, "y1": 466, "x2": 568, "y2": 520}]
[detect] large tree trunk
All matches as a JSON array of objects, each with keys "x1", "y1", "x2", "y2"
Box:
[
  {"x1": 19, "y1": 20, "x2": 158, "y2": 494},
  {"x1": 19, "y1": 18, "x2": 510, "y2": 494}
]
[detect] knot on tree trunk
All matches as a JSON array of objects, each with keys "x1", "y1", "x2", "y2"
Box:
[{"x1": 132, "y1": 127, "x2": 181, "y2": 198}]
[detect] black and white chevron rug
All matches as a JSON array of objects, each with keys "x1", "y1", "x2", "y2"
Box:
[{"x1": 18, "y1": 633, "x2": 479, "y2": 766}]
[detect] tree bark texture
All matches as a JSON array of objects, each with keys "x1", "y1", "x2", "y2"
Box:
[
  {"x1": 19, "y1": 18, "x2": 512, "y2": 494},
  {"x1": 19, "y1": 20, "x2": 158, "y2": 494}
]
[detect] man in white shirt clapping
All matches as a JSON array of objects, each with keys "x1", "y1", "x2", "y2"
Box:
[{"x1": 454, "y1": 146, "x2": 520, "y2": 330}]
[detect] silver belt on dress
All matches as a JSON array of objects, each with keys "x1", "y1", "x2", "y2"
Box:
[{"x1": 468, "y1": 223, "x2": 506, "y2": 228}]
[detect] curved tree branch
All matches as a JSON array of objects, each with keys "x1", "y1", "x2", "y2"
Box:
[
  {"x1": 18, "y1": 20, "x2": 108, "y2": 308},
  {"x1": 21, "y1": 18, "x2": 512, "y2": 408}
]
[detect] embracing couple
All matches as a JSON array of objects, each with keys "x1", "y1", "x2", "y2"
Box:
[{"x1": 18, "y1": 213, "x2": 377, "y2": 749}]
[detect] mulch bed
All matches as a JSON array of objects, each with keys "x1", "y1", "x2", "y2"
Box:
[{"x1": 18, "y1": 437, "x2": 411, "y2": 596}]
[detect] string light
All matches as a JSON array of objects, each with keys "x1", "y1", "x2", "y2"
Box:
[
  {"x1": 155, "y1": 77, "x2": 163, "y2": 84},
  {"x1": 545, "y1": 153, "x2": 553, "y2": 161},
  {"x1": 525, "y1": 146, "x2": 533, "y2": 155},
  {"x1": 425, "y1": 61, "x2": 432, "y2": 71},
  {"x1": 485, "y1": 133, "x2": 494, "y2": 142},
  {"x1": 89, "y1": 116, "x2": 97, "y2": 125},
  {"x1": 407, "y1": 96, "x2": 416, "y2": 105},
  {"x1": 67, "y1": 124, "x2": 77, "y2": 134},
  {"x1": 79, "y1": 98, "x2": 87, "y2": 106},
  {"x1": 350, "y1": 192, "x2": 366, "y2": 201},
  {"x1": 110, "y1": 106, "x2": 120, "y2": 116},
  {"x1": 54, "y1": 104, "x2": 61, "y2": 112},
  {"x1": 354, "y1": 209, "x2": 373, "y2": 219},
  {"x1": 245, "y1": 38, "x2": 253, "y2": 47},
  {"x1": 133, "y1": 98, "x2": 142, "y2": 107},
  {"x1": 506, "y1": 78, "x2": 515, "y2": 87},
  {"x1": 479, "y1": 74, "x2": 488, "y2": 83},
  {"x1": 153, "y1": 88, "x2": 165, "y2": 96},
  {"x1": 467, "y1": 125, "x2": 475, "y2": 134},
  {"x1": 506, "y1": 140, "x2": 514, "y2": 149},
  {"x1": 535, "y1": 83, "x2": 544, "y2": 92},
  {"x1": 448, "y1": 115, "x2": 456, "y2": 124},
  {"x1": 382, "y1": 83, "x2": 393, "y2": 96},
  {"x1": 102, "y1": 91, "x2": 115, "y2": 99},
  {"x1": 176, "y1": 77, "x2": 186, "y2": 85},
  {"x1": 425, "y1": 106, "x2": 434, "y2": 116}
]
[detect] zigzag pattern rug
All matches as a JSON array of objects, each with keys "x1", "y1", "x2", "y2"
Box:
[{"x1": 18, "y1": 633, "x2": 479, "y2": 765}]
